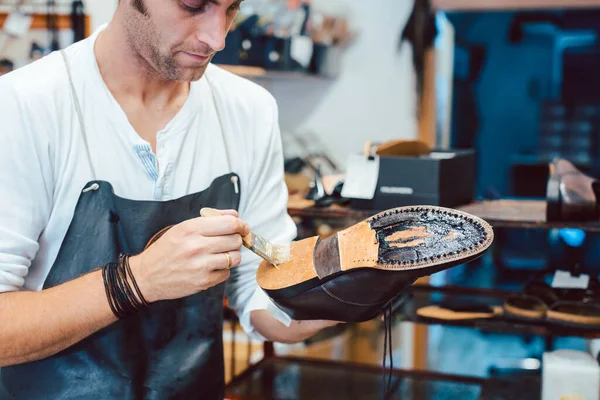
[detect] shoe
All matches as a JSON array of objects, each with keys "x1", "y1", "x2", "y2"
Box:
[
  {"x1": 503, "y1": 280, "x2": 560, "y2": 321},
  {"x1": 546, "y1": 157, "x2": 600, "y2": 222},
  {"x1": 257, "y1": 205, "x2": 494, "y2": 322},
  {"x1": 503, "y1": 279, "x2": 600, "y2": 328}
]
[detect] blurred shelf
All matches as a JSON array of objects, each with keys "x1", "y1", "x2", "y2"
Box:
[
  {"x1": 0, "y1": 13, "x2": 91, "y2": 36},
  {"x1": 510, "y1": 154, "x2": 592, "y2": 169},
  {"x1": 411, "y1": 283, "x2": 518, "y2": 297},
  {"x1": 216, "y1": 64, "x2": 332, "y2": 82},
  {"x1": 217, "y1": 65, "x2": 268, "y2": 78},
  {"x1": 288, "y1": 199, "x2": 600, "y2": 232},
  {"x1": 433, "y1": 0, "x2": 600, "y2": 11},
  {"x1": 459, "y1": 199, "x2": 600, "y2": 231},
  {"x1": 288, "y1": 204, "x2": 373, "y2": 220},
  {"x1": 225, "y1": 356, "x2": 539, "y2": 400},
  {"x1": 399, "y1": 285, "x2": 600, "y2": 339},
  {"x1": 479, "y1": 378, "x2": 542, "y2": 400}
]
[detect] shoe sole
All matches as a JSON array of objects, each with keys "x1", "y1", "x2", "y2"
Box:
[{"x1": 257, "y1": 205, "x2": 494, "y2": 299}]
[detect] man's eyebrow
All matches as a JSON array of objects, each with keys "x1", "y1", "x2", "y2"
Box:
[{"x1": 209, "y1": 0, "x2": 244, "y2": 5}]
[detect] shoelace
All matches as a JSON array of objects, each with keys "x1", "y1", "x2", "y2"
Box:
[{"x1": 382, "y1": 302, "x2": 394, "y2": 399}]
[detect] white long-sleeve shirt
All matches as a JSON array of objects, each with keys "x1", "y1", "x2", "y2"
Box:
[{"x1": 0, "y1": 25, "x2": 295, "y2": 340}]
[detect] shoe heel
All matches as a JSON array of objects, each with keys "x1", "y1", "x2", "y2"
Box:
[{"x1": 546, "y1": 175, "x2": 562, "y2": 222}]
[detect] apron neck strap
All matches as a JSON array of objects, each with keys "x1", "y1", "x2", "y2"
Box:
[
  {"x1": 205, "y1": 74, "x2": 232, "y2": 173},
  {"x1": 60, "y1": 49, "x2": 98, "y2": 180},
  {"x1": 60, "y1": 50, "x2": 233, "y2": 179}
]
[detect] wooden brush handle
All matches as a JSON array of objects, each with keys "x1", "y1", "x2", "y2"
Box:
[{"x1": 200, "y1": 208, "x2": 253, "y2": 247}]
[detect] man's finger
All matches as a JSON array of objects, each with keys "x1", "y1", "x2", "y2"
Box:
[
  {"x1": 204, "y1": 251, "x2": 242, "y2": 270},
  {"x1": 217, "y1": 209, "x2": 238, "y2": 217},
  {"x1": 203, "y1": 234, "x2": 243, "y2": 254},
  {"x1": 196, "y1": 215, "x2": 249, "y2": 237},
  {"x1": 197, "y1": 209, "x2": 249, "y2": 236},
  {"x1": 200, "y1": 207, "x2": 237, "y2": 217}
]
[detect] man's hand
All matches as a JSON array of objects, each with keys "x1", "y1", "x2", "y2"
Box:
[
  {"x1": 129, "y1": 210, "x2": 249, "y2": 303},
  {"x1": 250, "y1": 310, "x2": 341, "y2": 344},
  {"x1": 0, "y1": 209, "x2": 251, "y2": 367}
]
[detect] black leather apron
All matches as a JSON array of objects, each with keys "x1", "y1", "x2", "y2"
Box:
[{"x1": 0, "y1": 51, "x2": 240, "y2": 400}]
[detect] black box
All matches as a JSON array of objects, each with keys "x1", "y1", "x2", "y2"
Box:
[
  {"x1": 212, "y1": 31, "x2": 295, "y2": 71},
  {"x1": 349, "y1": 149, "x2": 476, "y2": 210}
]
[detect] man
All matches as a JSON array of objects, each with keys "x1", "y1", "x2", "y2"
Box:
[{"x1": 0, "y1": 0, "x2": 336, "y2": 398}]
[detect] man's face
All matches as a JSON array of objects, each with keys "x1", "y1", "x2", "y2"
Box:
[{"x1": 122, "y1": 0, "x2": 242, "y2": 82}]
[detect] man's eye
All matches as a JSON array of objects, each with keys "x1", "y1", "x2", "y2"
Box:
[
  {"x1": 180, "y1": 0, "x2": 241, "y2": 14},
  {"x1": 180, "y1": 0, "x2": 207, "y2": 13}
]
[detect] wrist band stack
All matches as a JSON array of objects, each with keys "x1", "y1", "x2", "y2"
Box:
[{"x1": 102, "y1": 254, "x2": 149, "y2": 319}]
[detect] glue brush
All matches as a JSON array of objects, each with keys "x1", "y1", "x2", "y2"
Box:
[{"x1": 200, "y1": 208, "x2": 290, "y2": 268}]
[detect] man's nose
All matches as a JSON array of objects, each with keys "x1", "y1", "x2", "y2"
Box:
[{"x1": 196, "y1": 8, "x2": 229, "y2": 52}]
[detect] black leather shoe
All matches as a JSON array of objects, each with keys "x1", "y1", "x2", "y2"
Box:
[
  {"x1": 546, "y1": 157, "x2": 600, "y2": 222},
  {"x1": 257, "y1": 206, "x2": 494, "y2": 322}
]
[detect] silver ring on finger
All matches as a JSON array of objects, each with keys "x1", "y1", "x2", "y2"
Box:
[{"x1": 223, "y1": 252, "x2": 232, "y2": 269}]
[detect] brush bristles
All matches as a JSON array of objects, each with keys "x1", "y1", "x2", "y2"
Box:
[
  {"x1": 269, "y1": 244, "x2": 291, "y2": 265},
  {"x1": 248, "y1": 233, "x2": 291, "y2": 265}
]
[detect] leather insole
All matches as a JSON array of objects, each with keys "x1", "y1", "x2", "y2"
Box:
[{"x1": 417, "y1": 305, "x2": 503, "y2": 321}]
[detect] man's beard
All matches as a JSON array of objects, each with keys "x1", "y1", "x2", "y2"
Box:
[
  {"x1": 150, "y1": 46, "x2": 212, "y2": 82},
  {"x1": 124, "y1": 1, "x2": 213, "y2": 82}
]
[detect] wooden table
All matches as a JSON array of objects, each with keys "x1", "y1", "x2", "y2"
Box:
[{"x1": 458, "y1": 199, "x2": 600, "y2": 232}]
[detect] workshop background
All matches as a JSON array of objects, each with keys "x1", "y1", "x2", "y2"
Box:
[{"x1": 1, "y1": 0, "x2": 600, "y2": 399}]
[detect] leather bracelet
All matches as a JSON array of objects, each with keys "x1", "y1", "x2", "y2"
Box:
[
  {"x1": 116, "y1": 256, "x2": 142, "y2": 313},
  {"x1": 102, "y1": 255, "x2": 149, "y2": 319},
  {"x1": 101, "y1": 264, "x2": 120, "y2": 319},
  {"x1": 121, "y1": 254, "x2": 149, "y2": 308}
]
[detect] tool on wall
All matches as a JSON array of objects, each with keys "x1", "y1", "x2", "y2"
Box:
[
  {"x1": 399, "y1": 0, "x2": 438, "y2": 114},
  {"x1": 71, "y1": 0, "x2": 85, "y2": 43},
  {"x1": 46, "y1": 0, "x2": 60, "y2": 51}
]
